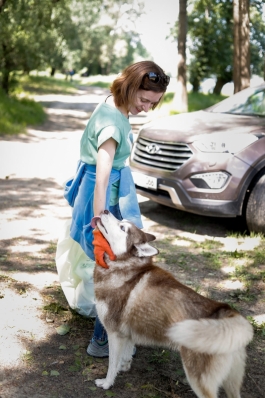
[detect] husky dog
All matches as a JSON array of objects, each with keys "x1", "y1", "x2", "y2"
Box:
[{"x1": 93, "y1": 210, "x2": 253, "y2": 398}]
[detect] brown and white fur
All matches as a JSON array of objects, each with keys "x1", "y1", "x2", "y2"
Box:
[{"x1": 93, "y1": 210, "x2": 253, "y2": 398}]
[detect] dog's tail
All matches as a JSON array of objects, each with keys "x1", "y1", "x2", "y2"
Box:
[{"x1": 167, "y1": 314, "x2": 253, "y2": 354}]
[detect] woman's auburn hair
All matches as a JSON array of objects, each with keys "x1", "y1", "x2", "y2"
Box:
[{"x1": 110, "y1": 60, "x2": 168, "y2": 111}]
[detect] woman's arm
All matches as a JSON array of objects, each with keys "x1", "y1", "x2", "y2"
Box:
[{"x1": 94, "y1": 137, "x2": 117, "y2": 216}]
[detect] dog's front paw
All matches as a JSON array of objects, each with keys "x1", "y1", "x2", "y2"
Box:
[{"x1": 95, "y1": 378, "x2": 112, "y2": 389}]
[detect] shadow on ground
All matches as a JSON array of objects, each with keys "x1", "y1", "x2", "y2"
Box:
[{"x1": 140, "y1": 200, "x2": 249, "y2": 238}]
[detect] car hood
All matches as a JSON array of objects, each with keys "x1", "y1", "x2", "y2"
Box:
[{"x1": 139, "y1": 110, "x2": 265, "y2": 143}]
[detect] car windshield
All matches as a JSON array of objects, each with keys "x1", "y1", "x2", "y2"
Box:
[{"x1": 210, "y1": 86, "x2": 265, "y2": 117}]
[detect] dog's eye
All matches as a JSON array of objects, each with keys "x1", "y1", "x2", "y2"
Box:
[{"x1": 120, "y1": 225, "x2": 126, "y2": 232}]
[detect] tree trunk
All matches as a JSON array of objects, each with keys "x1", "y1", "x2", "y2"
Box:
[
  {"x1": 191, "y1": 76, "x2": 200, "y2": 93},
  {"x1": 172, "y1": 0, "x2": 188, "y2": 113},
  {"x1": 50, "y1": 67, "x2": 56, "y2": 76},
  {"x1": 0, "y1": 0, "x2": 8, "y2": 13},
  {"x1": 233, "y1": 0, "x2": 250, "y2": 93},
  {"x1": 263, "y1": 52, "x2": 265, "y2": 80},
  {"x1": 1, "y1": 43, "x2": 11, "y2": 95},
  {"x1": 213, "y1": 78, "x2": 226, "y2": 95},
  {"x1": 2, "y1": 68, "x2": 10, "y2": 94}
]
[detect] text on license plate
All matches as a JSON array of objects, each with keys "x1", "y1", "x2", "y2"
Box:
[{"x1": 132, "y1": 172, "x2": 157, "y2": 190}]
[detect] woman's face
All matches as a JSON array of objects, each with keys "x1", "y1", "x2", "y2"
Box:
[{"x1": 128, "y1": 90, "x2": 163, "y2": 115}]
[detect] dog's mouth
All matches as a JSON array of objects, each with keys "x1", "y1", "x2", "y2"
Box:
[
  {"x1": 91, "y1": 210, "x2": 111, "y2": 236},
  {"x1": 91, "y1": 216, "x2": 101, "y2": 228},
  {"x1": 98, "y1": 219, "x2": 108, "y2": 234}
]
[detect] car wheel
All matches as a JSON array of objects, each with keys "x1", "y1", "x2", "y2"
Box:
[{"x1": 246, "y1": 171, "x2": 265, "y2": 234}]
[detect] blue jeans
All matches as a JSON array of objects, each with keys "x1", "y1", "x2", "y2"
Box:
[
  {"x1": 92, "y1": 203, "x2": 122, "y2": 342},
  {"x1": 93, "y1": 316, "x2": 108, "y2": 341}
]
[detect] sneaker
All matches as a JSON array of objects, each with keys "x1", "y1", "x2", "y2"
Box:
[
  {"x1": 87, "y1": 339, "x2": 137, "y2": 358},
  {"x1": 87, "y1": 338, "x2": 109, "y2": 358}
]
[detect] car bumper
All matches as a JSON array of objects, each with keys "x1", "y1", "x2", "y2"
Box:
[
  {"x1": 130, "y1": 140, "x2": 257, "y2": 218},
  {"x1": 135, "y1": 180, "x2": 241, "y2": 218}
]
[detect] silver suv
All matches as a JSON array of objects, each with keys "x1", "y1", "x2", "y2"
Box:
[{"x1": 130, "y1": 84, "x2": 265, "y2": 233}]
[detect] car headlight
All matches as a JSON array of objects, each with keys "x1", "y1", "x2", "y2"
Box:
[
  {"x1": 193, "y1": 133, "x2": 258, "y2": 153},
  {"x1": 191, "y1": 172, "x2": 230, "y2": 189}
]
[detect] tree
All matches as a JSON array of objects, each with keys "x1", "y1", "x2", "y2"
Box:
[
  {"x1": 233, "y1": 0, "x2": 250, "y2": 93},
  {"x1": 172, "y1": 0, "x2": 188, "y2": 113},
  {"x1": 186, "y1": 0, "x2": 264, "y2": 94},
  {"x1": 75, "y1": 0, "x2": 147, "y2": 75},
  {"x1": 249, "y1": 1, "x2": 265, "y2": 80},
  {"x1": 0, "y1": 0, "x2": 146, "y2": 94},
  {"x1": 0, "y1": 0, "x2": 75, "y2": 94},
  {"x1": 188, "y1": 0, "x2": 233, "y2": 95},
  {"x1": 63, "y1": 0, "x2": 105, "y2": 75}
]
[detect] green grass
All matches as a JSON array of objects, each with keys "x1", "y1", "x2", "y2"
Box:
[
  {"x1": 17, "y1": 74, "x2": 78, "y2": 95},
  {"x1": 0, "y1": 74, "x2": 79, "y2": 135},
  {"x1": 86, "y1": 81, "x2": 111, "y2": 89},
  {"x1": 248, "y1": 317, "x2": 265, "y2": 337},
  {"x1": 187, "y1": 91, "x2": 227, "y2": 112},
  {"x1": 163, "y1": 91, "x2": 227, "y2": 114},
  {"x1": 162, "y1": 92, "x2": 175, "y2": 103},
  {"x1": 0, "y1": 73, "x2": 226, "y2": 136},
  {"x1": 0, "y1": 90, "x2": 46, "y2": 135},
  {"x1": 194, "y1": 239, "x2": 223, "y2": 250}
]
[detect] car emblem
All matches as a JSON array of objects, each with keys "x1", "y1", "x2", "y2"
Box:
[{"x1": 146, "y1": 143, "x2": 160, "y2": 154}]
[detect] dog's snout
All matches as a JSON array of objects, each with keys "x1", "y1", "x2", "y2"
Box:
[{"x1": 103, "y1": 210, "x2": 109, "y2": 215}]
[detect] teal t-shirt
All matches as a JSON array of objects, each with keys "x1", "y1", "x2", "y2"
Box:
[
  {"x1": 80, "y1": 102, "x2": 133, "y2": 205},
  {"x1": 80, "y1": 102, "x2": 132, "y2": 169}
]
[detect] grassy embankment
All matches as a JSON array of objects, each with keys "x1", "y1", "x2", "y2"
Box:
[
  {"x1": 0, "y1": 74, "x2": 77, "y2": 136},
  {"x1": 0, "y1": 73, "x2": 226, "y2": 136}
]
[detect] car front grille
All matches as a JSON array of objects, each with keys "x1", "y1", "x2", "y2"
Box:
[{"x1": 132, "y1": 137, "x2": 193, "y2": 171}]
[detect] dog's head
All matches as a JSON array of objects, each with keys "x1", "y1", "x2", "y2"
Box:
[{"x1": 96, "y1": 210, "x2": 159, "y2": 259}]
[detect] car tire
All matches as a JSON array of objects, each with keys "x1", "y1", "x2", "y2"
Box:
[{"x1": 246, "y1": 171, "x2": 265, "y2": 234}]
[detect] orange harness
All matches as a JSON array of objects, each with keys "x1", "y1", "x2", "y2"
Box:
[{"x1": 92, "y1": 229, "x2": 116, "y2": 269}]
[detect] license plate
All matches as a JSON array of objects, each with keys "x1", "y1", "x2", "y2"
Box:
[{"x1": 132, "y1": 172, "x2": 157, "y2": 190}]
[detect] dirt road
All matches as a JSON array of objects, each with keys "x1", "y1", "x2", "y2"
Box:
[{"x1": 0, "y1": 86, "x2": 264, "y2": 398}]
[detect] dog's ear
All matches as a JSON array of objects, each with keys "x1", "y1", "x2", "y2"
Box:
[
  {"x1": 145, "y1": 232, "x2": 156, "y2": 242},
  {"x1": 134, "y1": 243, "x2": 159, "y2": 257}
]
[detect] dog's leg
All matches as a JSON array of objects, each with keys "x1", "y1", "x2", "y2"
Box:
[
  {"x1": 180, "y1": 348, "x2": 233, "y2": 398},
  {"x1": 119, "y1": 339, "x2": 135, "y2": 372},
  {"x1": 95, "y1": 333, "x2": 126, "y2": 389},
  {"x1": 182, "y1": 366, "x2": 219, "y2": 398},
  {"x1": 222, "y1": 348, "x2": 246, "y2": 398}
]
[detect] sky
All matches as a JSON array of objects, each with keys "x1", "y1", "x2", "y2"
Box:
[{"x1": 134, "y1": 0, "x2": 179, "y2": 77}]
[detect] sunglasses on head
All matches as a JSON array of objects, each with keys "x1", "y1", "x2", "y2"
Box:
[{"x1": 144, "y1": 72, "x2": 170, "y2": 86}]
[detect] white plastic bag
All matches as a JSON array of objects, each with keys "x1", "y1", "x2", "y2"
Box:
[{"x1": 55, "y1": 219, "x2": 97, "y2": 318}]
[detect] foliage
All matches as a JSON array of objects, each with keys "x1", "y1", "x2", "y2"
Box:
[
  {"x1": 250, "y1": 4, "x2": 265, "y2": 77},
  {"x1": 182, "y1": 0, "x2": 265, "y2": 93},
  {"x1": 75, "y1": 0, "x2": 149, "y2": 75},
  {"x1": 0, "y1": 0, "x2": 75, "y2": 93},
  {"x1": 187, "y1": 0, "x2": 234, "y2": 93},
  {"x1": 0, "y1": 0, "x2": 148, "y2": 94}
]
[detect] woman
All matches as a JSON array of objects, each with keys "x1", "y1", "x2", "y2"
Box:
[{"x1": 61, "y1": 60, "x2": 170, "y2": 357}]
